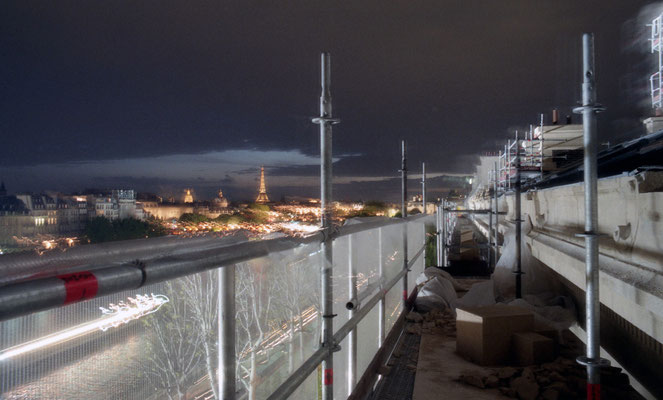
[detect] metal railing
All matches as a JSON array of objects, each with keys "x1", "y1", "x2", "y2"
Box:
[{"x1": 0, "y1": 214, "x2": 432, "y2": 400}]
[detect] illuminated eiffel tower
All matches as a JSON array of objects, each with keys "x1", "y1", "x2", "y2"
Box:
[{"x1": 255, "y1": 165, "x2": 270, "y2": 203}]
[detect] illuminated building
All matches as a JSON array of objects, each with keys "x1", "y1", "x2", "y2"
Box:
[
  {"x1": 0, "y1": 190, "x2": 88, "y2": 246},
  {"x1": 0, "y1": 186, "x2": 30, "y2": 246},
  {"x1": 113, "y1": 189, "x2": 137, "y2": 219},
  {"x1": 16, "y1": 194, "x2": 59, "y2": 228},
  {"x1": 184, "y1": 189, "x2": 194, "y2": 203},
  {"x1": 255, "y1": 166, "x2": 270, "y2": 203},
  {"x1": 213, "y1": 189, "x2": 229, "y2": 208},
  {"x1": 91, "y1": 196, "x2": 119, "y2": 220},
  {"x1": 87, "y1": 190, "x2": 143, "y2": 221},
  {"x1": 141, "y1": 203, "x2": 193, "y2": 220}
]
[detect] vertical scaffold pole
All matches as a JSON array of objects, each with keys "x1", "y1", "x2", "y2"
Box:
[
  {"x1": 401, "y1": 140, "x2": 409, "y2": 307},
  {"x1": 312, "y1": 52, "x2": 340, "y2": 400},
  {"x1": 514, "y1": 137, "x2": 523, "y2": 299},
  {"x1": 442, "y1": 202, "x2": 447, "y2": 267},
  {"x1": 573, "y1": 32, "x2": 608, "y2": 399},
  {"x1": 423, "y1": 222, "x2": 427, "y2": 269},
  {"x1": 421, "y1": 162, "x2": 427, "y2": 266},
  {"x1": 488, "y1": 169, "x2": 494, "y2": 269},
  {"x1": 436, "y1": 204, "x2": 443, "y2": 267},
  {"x1": 540, "y1": 113, "x2": 545, "y2": 179},
  {"x1": 498, "y1": 150, "x2": 502, "y2": 191},
  {"x1": 378, "y1": 227, "x2": 385, "y2": 346},
  {"x1": 421, "y1": 162, "x2": 426, "y2": 214},
  {"x1": 347, "y1": 235, "x2": 357, "y2": 395},
  {"x1": 493, "y1": 161, "x2": 499, "y2": 268},
  {"x1": 507, "y1": 140, "x2": 511, "y2": 190},
  {"x1": 218, "y1": 265, "x2": 236, "y2": 399},
  {"x1": 529, "y1": 124, "x2": 533, "y2": 167}
]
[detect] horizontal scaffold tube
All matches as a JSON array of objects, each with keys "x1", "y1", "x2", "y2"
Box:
[
  {"x1": 444, "y1": 209, "x2": 507, "y2": 215},
  {"x1": 267, "y1": 241, "x2": 425, "y2": 400},
  {"x1": 0, "y1": 215, "x2": 432, "y2": 322},
  {"x1": 346, "y1": 241, "x2": 425, "y2": 310},
  {"x1": 266, "y1": 346, "x2": 328, "y2": 400},
  {"x1": 0, "y1": 234, "x2": 249, "y2": 287}
]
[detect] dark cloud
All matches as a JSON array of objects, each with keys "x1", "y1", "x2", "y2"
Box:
[{"x1": 0, "y1": 1, "x2": 657, "y2": 198}]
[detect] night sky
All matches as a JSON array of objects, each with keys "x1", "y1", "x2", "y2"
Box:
[{"x1": 1, "y1": 1, "x2": 660, "y2": 202}]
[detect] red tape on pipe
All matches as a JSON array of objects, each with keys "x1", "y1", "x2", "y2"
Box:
[
  {"x1": 323, "y1": 369, "x2": 333, "y2": 385},
  {"x1": 58, "y1": 271, "x2": 99, "y2": 304},
  {"x1": 587, "y1": 383, "x2": 601, "y2": 400}
]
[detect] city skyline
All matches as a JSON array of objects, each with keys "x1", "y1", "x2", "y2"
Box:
[
  {"x1": 1, "y1": 1, "x2": 659, "y2": 201},
  {"x1": 0, "y1": 156, "x2": 472, "y2": 202}
]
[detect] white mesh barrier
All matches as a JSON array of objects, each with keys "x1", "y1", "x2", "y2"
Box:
[{"x1": 0, "y1": 215, "x2": 432, "y2": 400}]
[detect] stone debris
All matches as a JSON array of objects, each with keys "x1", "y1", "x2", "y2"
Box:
[
  {"x1": 540, "y1": 388, "x2": 559, "y2": 400},
  {"x1": 416, "y1": 307, "x2": 641, "y2": 399},
  {"x1": 406, "y1": 324, "x2": 422, "y2": 335},
  {"x1": 498, "y1": 367, "x2": 518, "y2": 379},
  {"x1": 406, "y1": 311, "x2": 423, "y2": 322},
  {"x1": 456, "y1": 356, "x2": 638, "y2": 399},
  {"x1": 521, "y1": 367, "x2": 536, "y2": 382},
  {"x1": 545, "y1": 381, "x2": 570, "y2": 395},
  {"x1": 484, "y1": 374, "x2": 500, "y2": 388},
  {"x1": 499, "y1": 387, "x2": 517, "y2": 397},
  {"x1": 404, "y1": 307, "x2": 457, "y2": 336},
  {"x1": 459, "y1": 372, "x2": 485, "y2": 389},
  {"x1": 547, "y1": 371, "x2": 564, "y2": 382},
  {"x1": 511, "y1": 376, "x2": 539, "y2": 400}
]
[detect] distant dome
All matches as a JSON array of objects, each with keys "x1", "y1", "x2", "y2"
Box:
[
  {"x1": 214, "y1": 189, "x2": 229, "y2": 208},
  {"x1": 184, "y1": 189, "x2": 194, "y2": 203}
]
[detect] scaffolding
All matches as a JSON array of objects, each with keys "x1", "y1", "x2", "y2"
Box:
[
  {"x1": 497, "y1": 132, "x2": 542, "y2": 192},
  {"x1": 650, "y1": 14, "x2": 663, "y2": 109},
  {"x1": 495, "y1": 118, "x2": 587, "y2": 192}
]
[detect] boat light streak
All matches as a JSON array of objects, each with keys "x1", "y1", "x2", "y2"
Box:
[{"x1": 0, "y1": 294, "x2": 168, "y2": 362}]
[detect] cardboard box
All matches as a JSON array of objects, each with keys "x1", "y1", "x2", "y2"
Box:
[
  {"x1": 460, "y1": 231, "x2": 474, "y2": 243},
  {"x1": 512, "y1": 331, "x2": 555, "y2": 366},
  {"x1": 456, "y1": 305, "x2": 534, "y2": 365},
  {"x1": 459, "y1": 247, "x2": 481, "y2": 260}
]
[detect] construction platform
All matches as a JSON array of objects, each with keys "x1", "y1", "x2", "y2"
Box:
[{"x1": 371, "y1": 279, "x2": 643, "y2": 400}]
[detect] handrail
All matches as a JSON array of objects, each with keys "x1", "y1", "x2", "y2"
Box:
[
  {"x1": 0, "y1": 214, "x2": 431, "y2": 322},
  {"x1": 0, "y1": 234, "x2": 249, "y2": 287}
]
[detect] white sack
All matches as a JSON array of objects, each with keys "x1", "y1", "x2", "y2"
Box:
[
  {"x1": 415, "y1": 276, "x2": 457, "y2": 313},
  {"x1": 415, "y1": 267, "x2": 465, "y2": 291}
]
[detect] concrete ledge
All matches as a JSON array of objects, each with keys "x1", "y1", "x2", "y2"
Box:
[{"x1": 526, "y1": 229, "x2": 663, "y2": 344}]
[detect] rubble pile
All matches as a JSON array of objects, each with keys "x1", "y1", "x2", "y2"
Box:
[
  {"x1": 457, "y1": 359, "x2": 639, "y2": 400},
  {"x1": 404, "y1": 307, "x2": 641, "y2": 400},
  {"x1": 405, "y1": 309, "x2": 456, "y2": 337}
]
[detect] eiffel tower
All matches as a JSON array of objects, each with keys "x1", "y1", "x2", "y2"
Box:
[{"x1": 255, "y1": 165, "x2": 270, "y2": 203}]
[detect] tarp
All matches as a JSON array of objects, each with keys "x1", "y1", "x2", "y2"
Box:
[
  {"x1": 492, "y1": 226, "x2": 557, "y2": 301},
  {"x1": 415, "y1": 276, "x2": 457, "y2": 313},
  {"x1": 415, "y1": 267, "x2": 465, "y2": 291}
]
